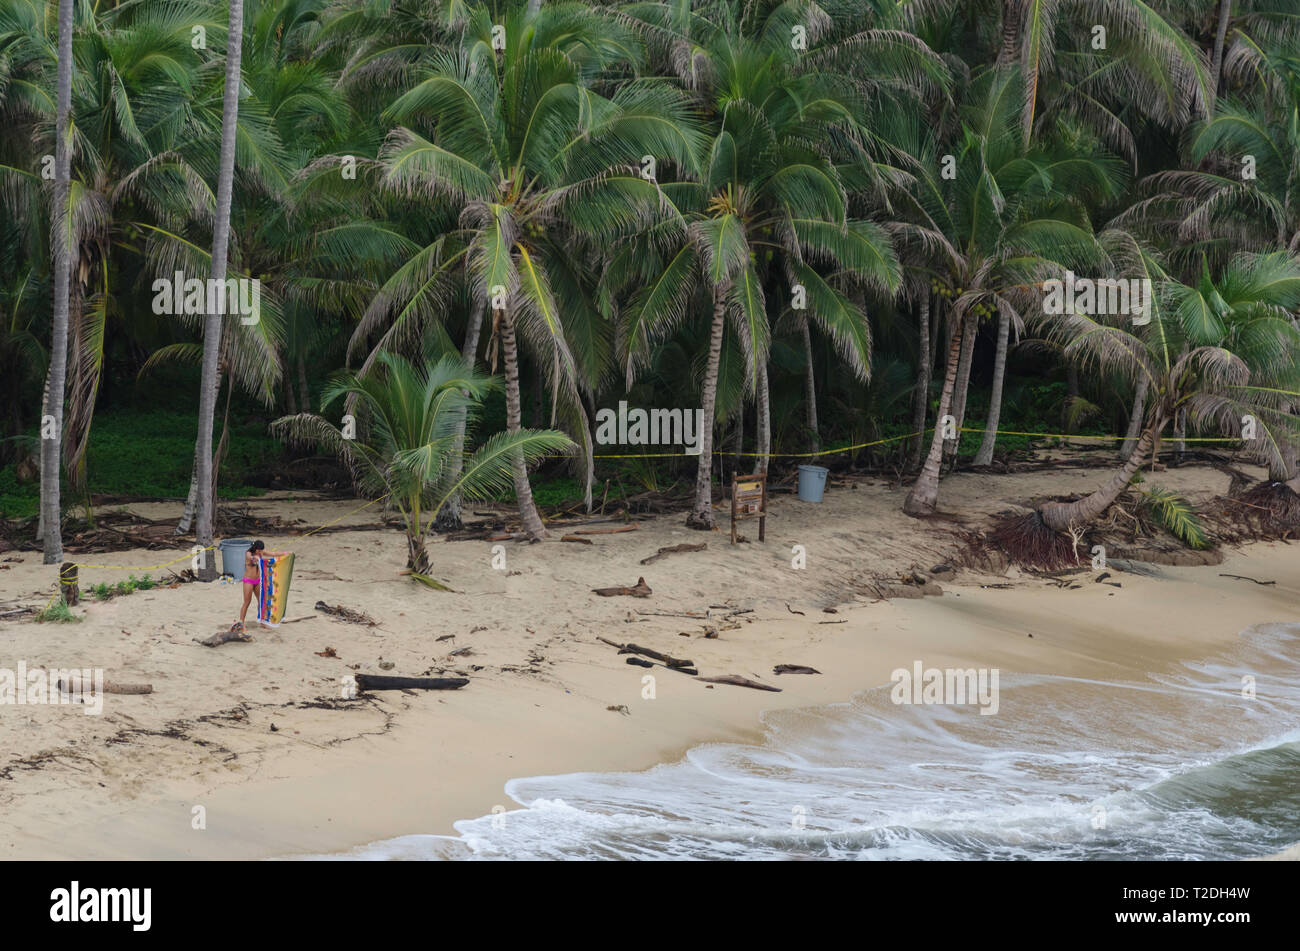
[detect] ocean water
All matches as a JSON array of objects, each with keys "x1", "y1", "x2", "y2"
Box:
[{"x1": 329, "y1": 623, "x2": 1300, "y2": 860}]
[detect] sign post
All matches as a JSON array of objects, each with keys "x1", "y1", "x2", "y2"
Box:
[{"x1": 730, "y1": 472, "x2": 768, "y2": 545}]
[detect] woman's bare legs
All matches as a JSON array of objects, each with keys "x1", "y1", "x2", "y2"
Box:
[{"x1": 239, "y1": 582, "x2": 254, "y2": 627}]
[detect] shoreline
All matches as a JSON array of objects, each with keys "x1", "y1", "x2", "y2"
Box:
[{"x1": 2, "y1": 465, "x2": 1299, "y2": 859}]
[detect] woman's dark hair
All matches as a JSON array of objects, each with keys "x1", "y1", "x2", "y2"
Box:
[{"x1": 251, "y1": 540, "x2": 265, "y2": 551}]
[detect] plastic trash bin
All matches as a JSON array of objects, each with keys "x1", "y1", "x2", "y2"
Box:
[
  {"x1": 796, "y1": 465, "x2": 829, "y2": 502},
  {"x1": 219, "y1": 538, "x2": 253, "y2": 578}
]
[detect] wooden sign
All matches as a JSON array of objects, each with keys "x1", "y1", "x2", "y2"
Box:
[{"x1": 730, "y1": 472, "x2": 768, "y2": 544}]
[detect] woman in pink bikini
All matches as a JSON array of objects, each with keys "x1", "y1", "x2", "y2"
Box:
[{"x1": 235, "y1": 541, "x2": 287, "y2": 633}]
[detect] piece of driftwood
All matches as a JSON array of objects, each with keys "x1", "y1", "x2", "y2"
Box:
[
  {"x1": 572, "y1": 524, "x2": 639, "y2": 536},
  {"x1": 196, "y1": 629, "x2": 254, "y2": 647},
  {"x1": 314, "y1": 600, "x2": 377, "y2": 625},
  {"x1": 697, "y1": 674, "x2": 781, "y2": 692},
  {"x1": 626, "y1": 657, "x2": 654, "y2": 668},
  {"x1": 354, "y1": 674, "x2": 468, "y2": 691},
  {"x1": 598, "y1": 636, "x2": 692, "y2": 668},
  {"x1": 592, "y1": 577, "x2": 651, "y2": 597},
  {"x1": 57, "y1": 676, "x2": 153, "y2": 695},
  {"x1": 773, "y1": 664, "x2": 821, "y2": 675},
  {"x1": 639, "y1": 542, "x2": 707, "y2": 565},
  {"x1": 561, "y1": 535, "x2": 594, "y2": 544},
  {"x1": 1219, "y1": 573, "x2": 1276, "y2": 585},
  {"x1": 0, "y1": 607, "x2": 35, "y2": 619}
]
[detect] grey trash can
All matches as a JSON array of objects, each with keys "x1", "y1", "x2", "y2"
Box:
[
  {"x1": 219, "y1": 538, "x2": 253, "y2": 578},
  {"x1": 796, "y1": 465, "x2": 829, "y2": 502}
]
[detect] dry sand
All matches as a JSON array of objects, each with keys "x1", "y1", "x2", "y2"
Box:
[{"x1": 1, "y1": 458, "x2": 1297, "y2": 859}]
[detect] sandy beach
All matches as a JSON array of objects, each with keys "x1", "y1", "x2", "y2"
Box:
[{"x1": 2, "y1": 457, "x2": 1298, "y2": 859}]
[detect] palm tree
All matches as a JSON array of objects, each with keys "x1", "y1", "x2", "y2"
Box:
[
  {"x1": 986, "y1": 0, "x2": 1211, "y2": 146},
  {"x1": 605, "y1": 9, "x2": 906, "y2": 525},
  {"x1": 193, "y1": 0, "x2": 248, "y2": 581},
  {"x1": 362, "y1": 1, "x2": 698, "y2": 537},
  {"x1": 897, "y1": 69, "x2": 1121, "y2": 514},
  {"x1": 0, "y1": 0, "x2": 285, "y2": 511},
  {"x1": 38, "y1": 0, "x2": 75, "y2": 564},
  {"x1": 1037, "y1": 248, "x2": 1300, "y2": 532},
  {"x1": 272, "y1": 351, "x2": 572, "y2": 573}
]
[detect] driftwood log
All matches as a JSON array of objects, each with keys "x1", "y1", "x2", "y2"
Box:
[
  {"x1": 592, "y1": 577, "x2": 651, "y2": 597},
  {"x1": 572, "y1": 524, "x2": 639, "y2": 536},
  {"x1": 57, "y1": 676, "x2": 153, "y2": 695},
  {"x1": 698, "y1": 674, "x2": 782, "y2": 692},
  {"x1": 639, "y1": 543, "x2": 707, "y2": 565},
  {"x1": 196, "y1": 629, "x2": 254, "y2": 647},
  {"x1": 598, "y1": 636, "x2": 692, "y2": 668},
  {"x1": 314, "y1": 600, "x2": 377, "y2": 625},
  {"x1": 355, "y1": 674, "x2": 469, "y2": 691},
  {"x1": 561, "y1": 535, "x2": 594, "y2": 544},
  {"x1": 773, "y1": 664, "x2": 821, "y2": 675}
]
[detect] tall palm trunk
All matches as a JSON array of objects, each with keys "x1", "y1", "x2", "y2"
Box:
[
  {"x1": 801, "y1": 319, "x2": 819, "y2": 456},
  {"x1": 211, "y1": 367, "x2": 234, "y2": 504},
  {"x1": 1210, "y1": 0, "x2": 1232, "y2": 100},
  {"x1": 1040, "y1": 425, "x2": 1161, "y2": 532},
  {"x1": 501, "y1": 307, "x2": 547, "y2": 539},
  {"x1": 39, "y1": 0, "x2": 75, "y2": 565},
  {"x1": 1173, "y1": 409, "x2": 1186, "y2": 463},
  {"x1": 904, "y1": 318, "x2": 964, "y2": 516},
  {"x1": 910, "y1": 295, "x2": 931, "y2": 466},
  {"x1": 1063, "y1": 360, "x2": 1080, "y2": 446},
  {"x1": 297, "y1": 356, "x2": 310, "y2": 412},
  {"x1": 753, "y1": 361, "x2": 770, "y2": 474},
  {"x1": 999, "y1": 0, "x2": 1021, "y2": 66},
  {"x1": 434, "y1": 301, "x2": 484, "y2": 533},
  {"x1": 974, "y1": 307, "x2": 1010, "y2": 465},
  {"x1": 192, "y1": 0, "x2": 245, "y2": 582},
  {"x1": 944, "y1": 316, "x2": 977, "y2": 467},
  {"x1": 687, "y1": 285, "x2": 727, "y2": 529},
  {"x1": 1119, "y1": 376, "x2": 1148, "y2": 460}
]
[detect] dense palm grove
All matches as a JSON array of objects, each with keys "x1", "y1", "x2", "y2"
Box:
[{"x1": 3, "y1": 0, "x2": 1300, "y2": 569}]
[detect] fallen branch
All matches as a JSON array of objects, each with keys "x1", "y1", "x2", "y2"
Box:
[
  {"x1": 698, "y1": 674, "x2": 781, "y2": 692},
  {"x1": 561, "y1": 535, "x2": 594, "y2": 545},
  {"x1": 195, "y1": 630, "x2": 253, "y2": 647},
  {"x1": 773, "y1": 664, "x2": 821, "y2": 675},
  {"x1": 314, "y1": 600, "x2": 377, "y2": 625},
  {"x1": 592, "y1": 577, "x2": 652, "y2": 598},
  {"x1": 1219, "y1": 573, "x2": 1276, "y2": 585},
  {"x1": 355, "y1": 674, "x2": 468, "y2": 691},
  {"x1": 639, "y1": 543, "x2": 707, "y2": 565},
  {"x1": 405, "y1": 571, "x2": 455, "y2": 592},
  {"x1": 572, "y1": 524, "x2": 639, "y2": 536},
  {"x1": 597, "y1": 636, "x2": 692, "y2": 668},
  {"x1": 58, "y1": 676, "x2": 153, "y2": 695}
]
